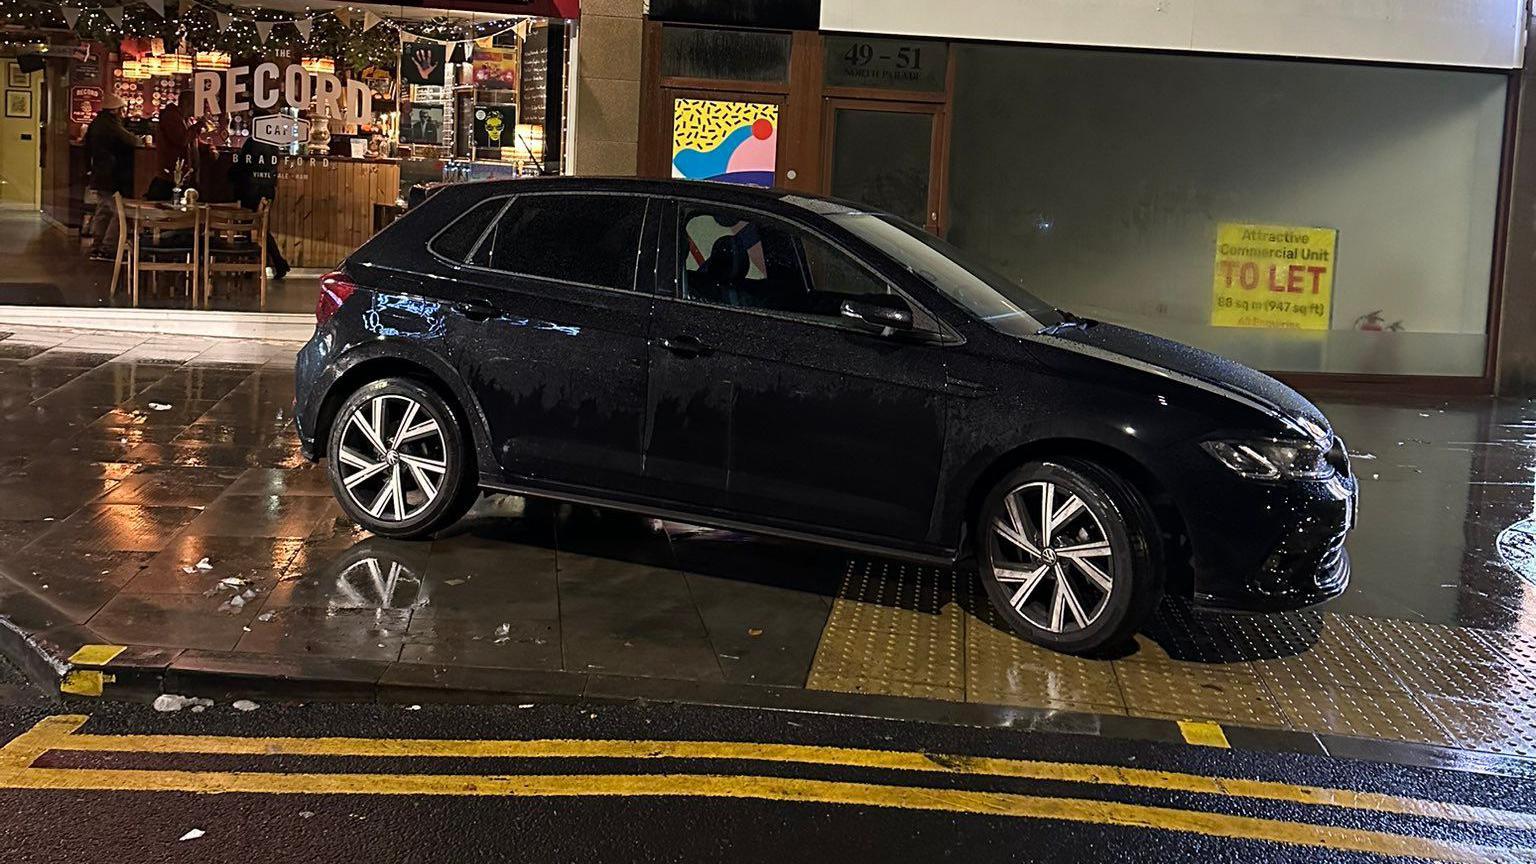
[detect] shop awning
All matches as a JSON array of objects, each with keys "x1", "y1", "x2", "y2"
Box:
[{"x1": 391, "y1": 0, "x2": 581, "y2": 20}]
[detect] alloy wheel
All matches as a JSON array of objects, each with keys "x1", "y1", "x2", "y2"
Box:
[
  {"x1": 989, "y1": 480, "x2": 1115, "y2": 634},
  {"x1": 336, "y1": 393, "x2": 448, "y2": 523}
]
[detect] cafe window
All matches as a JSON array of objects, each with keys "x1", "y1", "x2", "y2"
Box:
[
  {"x1": 13, "y1": 2, "x2": 580, "y2": 317},
  {"x1": 660, "y1": 25, "x2": 790, "y2": 83},
  {"x1": 946, "y1": 43, "x2": 1507, "y2": 377},
  {"x1": 472, "y1": 194, "x2": 649, "y2": 291}
]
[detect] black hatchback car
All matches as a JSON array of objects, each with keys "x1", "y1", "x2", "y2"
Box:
[{"x1": 294, "y1": 177, "x2": 1358, "y2": 654}]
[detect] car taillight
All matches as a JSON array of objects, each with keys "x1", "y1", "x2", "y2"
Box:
[{"x1": 316, "y1": 271, "x2": 357, "y2": 326}]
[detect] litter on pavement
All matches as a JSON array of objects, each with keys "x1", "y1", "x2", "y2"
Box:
[{"x1": 153, "y1": 694, "x2": 214, "y2": 713}]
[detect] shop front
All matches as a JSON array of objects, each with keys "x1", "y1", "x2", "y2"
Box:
[
  {"x1": 0, "y1": 0, "x2": 577, "y2": 313},
  {"x1": 637, "y1": 0, "x2": 1527, "y2": 394}
]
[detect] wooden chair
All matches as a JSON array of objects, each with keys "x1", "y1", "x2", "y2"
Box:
[
  {"x1": 201, "y1": 200, "x2": 269, "y2": 310},
  {"x1": 131, "y1": 203, "x2": 201, "y2": 308},
  {"x1": 107, "y1": 193, "x2": 155, "y2": 298}
]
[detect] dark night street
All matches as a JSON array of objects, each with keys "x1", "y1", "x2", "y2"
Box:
[
  {"x1": 0, "y1": 326, "x2": 1534, "y2": 861},
  {"x1": 1, "y1": 0, "x2": 1535, "y2": 856},
  {"x1": 1, "y1": 656, "x2": 1534, "y2": 864}
]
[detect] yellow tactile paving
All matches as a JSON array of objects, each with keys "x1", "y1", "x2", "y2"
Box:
[
  {"x1": 806, "y1": 559, "x2": 964, "y2": 694},
  {"x1": 1475, "y1": 628, "x2": 1536, "y2": 676},
  {"x1": 1247, "y1": 617, "x2": 1407, "y2": 694},
  {"x1": 965, "y1": 605, "x2": 1127, "y2": 712},
  {"x1": 805, "y1": 560, "x2": 1536, "y2": 757},
  {"x1": 807, "y1": 674, "x2": 966, "y2": 702},
  {"x1": 1424, "y1": 696, "x2": 1536, "y2": 759},
  {"x1": 1269, "y1": 684, "x2": 1455, "y2": 747},
  {"x1": 1118, "y1": 633, "x2": 1258, "y2": 677},
  {"x1": 1385, "y1": 656, "x2": 1536, "y2": 704},
  {"x1": 1115, "y1": 662, "x2": 1288, "y2": 729},
  {"x1": 1341, "y1": 614, "x2": 1514, "y2": 669}
]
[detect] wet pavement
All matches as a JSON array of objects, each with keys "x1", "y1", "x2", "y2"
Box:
[{"x1": 1, "y1": 325, "x2": 1536, "y2": 763}]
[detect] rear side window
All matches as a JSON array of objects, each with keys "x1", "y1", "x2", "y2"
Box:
[
  {"x1": 470, "y1": 194, "x2": 649, "y2": 291},
  {"x1": 428, "y1": 197, "x2": 508, "y2": 263}
]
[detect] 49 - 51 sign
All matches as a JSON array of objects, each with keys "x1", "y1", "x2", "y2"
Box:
[{"x1": 1211, "y1": 222, "x2": 1337, "y2": 331}]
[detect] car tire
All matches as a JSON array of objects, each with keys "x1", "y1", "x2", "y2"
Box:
[
  {"x1": 325, "y1": 377, "x2": 477, "y2": 539},
  {"x1": 976, "y1": 459, "x2": 1162, "y2": 655}
]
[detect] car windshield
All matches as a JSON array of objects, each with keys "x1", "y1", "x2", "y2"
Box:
[{"x1": 828, "y1": 212, "x2": 1066, "y2": 335}]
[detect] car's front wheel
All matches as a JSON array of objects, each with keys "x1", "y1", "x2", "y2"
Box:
[
  {"x1": 976, "y1": 459, "x2": 1161, "y2": 655},
  {"x1": 325, "y1": 377, "x2": 476, "y2": 539}
]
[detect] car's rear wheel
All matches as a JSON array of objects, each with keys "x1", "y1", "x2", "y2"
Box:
[
  {"x1": 325, "y1": 377, "x2": 476, "y2": 539},
  {"x1": 976, "y1": 459, "x2": 1161, "y2": 655}
]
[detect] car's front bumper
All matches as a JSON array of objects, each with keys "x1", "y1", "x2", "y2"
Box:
[{"x1": 1181, "y1": 468, "x2": 1358, "y2": 613}]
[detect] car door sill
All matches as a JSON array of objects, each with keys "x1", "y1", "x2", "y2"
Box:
[{"x1": 479, "y1": 478, "x2": 957, "y2": 567}]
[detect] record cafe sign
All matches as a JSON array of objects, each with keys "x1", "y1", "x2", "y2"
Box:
[{"x1": 193, "y1": 63, "x2": 374, "y2": 123}]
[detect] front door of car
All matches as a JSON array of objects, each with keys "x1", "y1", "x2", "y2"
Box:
[
  {"x1": 447, "y1": 192, "x2": 657, "y2": 495},
  {"x1": 643, "y1": 201, "x2": 949, "y2": 545}
]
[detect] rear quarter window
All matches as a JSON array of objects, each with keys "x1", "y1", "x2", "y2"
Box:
[{"x1": 427, "y1": 196, "x2": 510, "y2": 263}]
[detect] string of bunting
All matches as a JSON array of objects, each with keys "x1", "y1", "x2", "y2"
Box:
[{"x1": 22, "y1": 0, "x2": 523, "y2": 47}]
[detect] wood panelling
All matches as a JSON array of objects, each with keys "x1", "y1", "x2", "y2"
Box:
[{"x1": 270, "y1": 157, "x2": 399, "y2": 269}]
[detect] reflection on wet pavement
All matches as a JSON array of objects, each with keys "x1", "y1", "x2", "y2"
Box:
[{"x1": 2, "y1": 326, "x2": 1536, "y2": 758}]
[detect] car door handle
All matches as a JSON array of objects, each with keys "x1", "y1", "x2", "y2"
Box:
[
  {"x1": 454, "y1": 299, "x2": 498, "y2": 322},
  {"x1": 659, "y1": 335, "x2": 709, "y2": 358},
  {"x1": 945, "y1": 375, "x2": 993, "y2": 397}
]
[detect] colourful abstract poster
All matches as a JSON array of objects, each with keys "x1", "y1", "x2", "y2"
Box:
[{"x1": 671, "y1": 98, "x2": 778, "y2": 187}]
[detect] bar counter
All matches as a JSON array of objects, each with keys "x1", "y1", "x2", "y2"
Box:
[{"x1": 231, "y1": 152, "x2": 401, "y2": 269}]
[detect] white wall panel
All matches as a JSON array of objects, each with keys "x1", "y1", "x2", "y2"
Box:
[{"x1": 820, "y1": 0, "x2": 1526, "y2": 68}]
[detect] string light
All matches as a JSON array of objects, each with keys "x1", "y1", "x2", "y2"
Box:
[{"x1": 0, "y1": 0, "x2": 528, "y2": 69}]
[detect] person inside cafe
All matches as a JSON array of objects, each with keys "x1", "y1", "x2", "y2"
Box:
[
  {"x1": 229, "y1": 133, "x2": 290, "y2": 280},
  {"x1": 147, "y1": 89, "x2": 199, "y2": 201},
  {"x1": 86, "y1": 93, "x2": 145, "y2": 260}
]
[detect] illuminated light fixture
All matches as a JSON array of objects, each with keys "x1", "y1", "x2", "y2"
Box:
[
  {"x1": 138, "y1": 54, "x2": 162, "y2": 75},
  {"x1": 195, "y1": 50, "x2": 230, "y2": 69},
  {"x1": 166, "y1": 53, "x2": 192, "y2": 74},
  {"x1": 120, "y1": 58, "x2": 149, "y2": 79},
  {"x1": 513, "y1": 123, "x2": 544, "y2": 160},
  {"x1": 300, "y1": 56, "x2": 335, "y2": 75}
]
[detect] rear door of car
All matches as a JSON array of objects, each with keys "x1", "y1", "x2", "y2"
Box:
[
  {"x1": 642, "y1": 198, "x2": 949, "y2": 546},
  {"x1": 441, "y1": 191, "x2": 659, "y2": 495}
]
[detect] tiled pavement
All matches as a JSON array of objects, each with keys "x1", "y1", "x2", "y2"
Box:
[{"x1": 3, "y1": 325, "x2": 1536, "y2": 762}]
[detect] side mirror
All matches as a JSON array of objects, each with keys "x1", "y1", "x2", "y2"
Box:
[{"x1": 840, "y1": 297, "x2": 914, "y2": 332}]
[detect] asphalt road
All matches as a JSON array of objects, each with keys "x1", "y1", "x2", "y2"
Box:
[{"x1": 0, "y1": 660, "x2": 1532, "y2": 864}]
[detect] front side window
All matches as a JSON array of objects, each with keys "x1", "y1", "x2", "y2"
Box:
[
  {"x1": 679, "y1": 206, "x2": 904, "y2": 324},
  {"x1": 829, "y1": 211, "x2": 1064, "y2": 336},
  {"x1": 470, "y1": 194, "x2": 649, "y2": 291}
]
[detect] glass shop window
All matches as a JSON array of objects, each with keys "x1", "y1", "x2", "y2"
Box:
[{"x1": 945, "y1": 44, "x2": 1507, "y2": 377}]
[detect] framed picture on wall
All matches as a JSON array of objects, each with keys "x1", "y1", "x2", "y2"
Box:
[
  {"x1": 4, "y1": 90, "x2": 31, "y2": 119},
  {"x1": 401, "y1": 43, "x2": 447, "y2": 86},
  {"x1": 400, "y1": 105, "x2": 444, "y2": 144},
  {"x1": 6, "y1": 63, "x2": 26, "y2": 89}
]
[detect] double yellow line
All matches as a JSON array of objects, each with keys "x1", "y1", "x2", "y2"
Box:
[{"x1": 2, "y1": 715, "x2": 1532, "y2": 863}]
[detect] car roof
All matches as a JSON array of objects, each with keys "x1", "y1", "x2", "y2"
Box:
[{"x1": 445, "y1": 176, "x2": 872, "y2": 218}]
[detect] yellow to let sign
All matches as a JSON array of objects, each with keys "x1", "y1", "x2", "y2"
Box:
[{"x1": 1211, "y1": 222, "x2": 1336, "y2": 330}]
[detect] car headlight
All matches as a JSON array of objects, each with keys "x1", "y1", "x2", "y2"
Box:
[{"x1": 1201, "y1": 439, "x2": 1334, "y2": 481}]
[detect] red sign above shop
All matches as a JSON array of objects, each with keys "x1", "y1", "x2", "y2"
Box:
[
  {"x1": 413, "y1": 0, "x2": 579, "y2": 19},
  {"x1": 69, "y1": 85, "x2": 103, "y2": 123}
]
